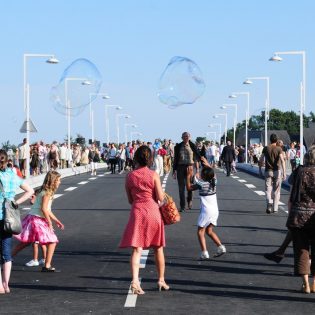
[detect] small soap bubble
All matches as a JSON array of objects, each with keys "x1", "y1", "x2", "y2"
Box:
[
  {"x1": 158, "y1": 56, "x2": 205, "y2": 108},
  {"x1": 51, "y1": 58, "x2": 102, "y2": 116}
]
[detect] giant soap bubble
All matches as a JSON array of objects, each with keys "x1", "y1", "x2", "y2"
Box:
[
  {"x1": 158, "y1": 56, "x2": 205, "y2": 109},
  {"x1": 51, "y1": 58, "x2": 102, "y2": 116}
]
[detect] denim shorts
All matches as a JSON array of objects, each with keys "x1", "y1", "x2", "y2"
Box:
[{"x1": 0, "y1": 220, "x2": 13, "y2": 263}]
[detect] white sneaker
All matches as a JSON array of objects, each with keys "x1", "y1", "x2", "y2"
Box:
[
  {"x1": 39, "y1": 259, "x2": 46, "y2": 266},
  {"x1": 200, "y1": 251, "x2": 210, "y2": 260},
  {"x1": 214, "y1": 245, "x2": 226, "y2": 257},
  {"x1": 25, "y1": 259, "x2": 39, "y2": 267}
]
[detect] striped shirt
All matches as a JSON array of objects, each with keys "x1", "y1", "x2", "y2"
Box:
[
  {"x1": 192, "y1": 176, "x2": 217, "y2": 196},
  {"x1": 0, "y1": 168, "x2": 24, "y2": 220}
]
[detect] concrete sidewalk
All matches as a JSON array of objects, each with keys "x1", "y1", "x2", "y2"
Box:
[{"x1": 236, "y1": 163, "x2": 291, "y2": 189}]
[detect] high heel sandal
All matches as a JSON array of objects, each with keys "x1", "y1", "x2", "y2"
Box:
[
  {"x1": 130, "y1": 281, "x2": 145, "y2": 295},
  {"x1": 310, "y1": 283, "x2": 315, "y2": 293},
  {"x1": 157, "y1": 280, "x2": 170, "y2": 291},
  {"x1": 302, "y1": 283, "x2": 311, "y2": 294}
]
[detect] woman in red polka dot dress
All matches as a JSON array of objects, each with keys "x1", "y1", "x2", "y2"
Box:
[{"x1": 120, "y1": 145, "x2": 169, "y2": 295}]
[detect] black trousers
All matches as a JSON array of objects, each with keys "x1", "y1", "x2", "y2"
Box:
[
  {"x1": 176, "y1": 165, "x2": 192, "y2": 210},
  {"x1": 225, "y1": 161, "x2": 232, "y2": 176}
]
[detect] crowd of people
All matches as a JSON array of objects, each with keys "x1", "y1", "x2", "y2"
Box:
[{"x1": 1, "y1": 132, "x2": 315, "y2": 296}]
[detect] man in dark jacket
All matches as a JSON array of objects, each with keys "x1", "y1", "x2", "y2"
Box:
[
  {"x1": 220, "y1": 140, "x2": 236, "y2": 177},
  {"x1": 173, "y1": 132, "x2": 201, "y2": 212}
]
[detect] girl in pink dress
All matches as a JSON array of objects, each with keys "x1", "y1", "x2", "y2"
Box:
[
  {"x1": 13, "y1": 171, "x2": 64, "y2": 272},
  {"x1": 120, "y1": 145, "x2": 169, "y2": 295}
]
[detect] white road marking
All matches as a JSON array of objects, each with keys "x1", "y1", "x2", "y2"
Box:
[
  {"x1": 104, "y1": 171, "x2": 111, "y2": 175},
  {"x1": 279, "y1": 205, "x2": 288, "y2": 213},
  {"x1": 124, "y1": 278, "x2": 142, "y2": 308},
  {"x1": 88, "y1": 177, "x2": 97, "y2": 180},
  {"x1": 64, "y1": 187, "x2": 77, "y2": 191},
  {"x1": 78, "y1": 181, "x2": 89, "y2": 185},
  {"x1": 232, "y1": 176, "x2": 240, "y2": 179},
  {"x1": 97, "y1": 174, "x2": 105, "y2": 177},
  {"x1": 238, "y1": 179, "x2": 247, "y2": 183},
  {"x1": 53, "y1": 194, "x2": 63, "y2": 199},
  {"x1": 140, "y1": 250, "x2": 149, "y2": 268},
  {"x1": 279, "y1": 201, "x2": 285, "y2": 205},
  {"x1": 254, "y1": 191, "x2": 265, "y2": 196},
  {"x1": 245, "y1": 184, "x2": 256, "y2": 188},
  {"x1": 22, "y1": 207, "x2": 31, "y2": 210}
]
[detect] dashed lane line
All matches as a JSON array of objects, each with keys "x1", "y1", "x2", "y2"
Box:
[
  {"x1": 140, "y1": 250, "x2": 149, "y2": 268},
  {"x1": 245, "y1": 184, "x2": 256, "y2": 189},
  {"x1": 254, "y1": 191, "x2": 265, "y2": 196},
  {"x1": 88, "y1": 177, "x2": 97, "y2": 180},
  {"x1": 97, "y1": 174, "x2": 105, "y2": 177},
  {"x1": 53, "y1": 194, "x2": 63, "y2": 199},
  {"x1": 64, "y1": 187, "x2": 77, "y2": 191},
  {"x1": 124, "y1": 278, "x2": 143, "y2": 308},
  {"x1": 238, "y1": 179, "x2": 247, "y2": 183},
  {"x1": 78, "y1": 181, "x2": 89, "y2": 185}
]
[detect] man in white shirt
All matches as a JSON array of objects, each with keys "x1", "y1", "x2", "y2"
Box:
[
  {"x1": 18, "y1": 138, "x2": 30, "y2": 178},
  {"x1": 59, "y1": 143, "x2": 67, "y2": 169}
]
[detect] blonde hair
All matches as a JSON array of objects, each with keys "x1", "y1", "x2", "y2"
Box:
[{"x1": 40, "y1": 171, "x2": 61, "y2": 197}]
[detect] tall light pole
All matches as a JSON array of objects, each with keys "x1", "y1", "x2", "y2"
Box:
[
  {"x1": 89, "y1": 93, "x2": 110, "y2": 142},
  {"x1": 124, "y1": 124, "x2": 137, "y2": 143},
  {"x1": 269, "y1": 50, "x2": 306, "y2": 165},
  {"x1": 131, "y1": 132, "x2": 142, "y2": 142},
  {"x1": 229, "y1": 92, "x2": 250, "y2": 163},
  {"x1": 65, "y1": 78, "x2": 91, "y2": 149},
  {"x1": 116, "y1": 114, "x2": 131, "y2": 144},
  {"x1": 213, "y1": 113, "x2": 228, "y2": 145},
  {"x1": 23, "y1": 53, "x2": 59, "y2": 178},
  {"x1": 221, "y1": 104, "x2": 238, "y2": 146},
  {"x1": 208, "y1": 123, "x2": 222, "y2": 143},
  {"x1": 243, "y1": 77, "x2": 270, "y2": 146},
  {"x1": 105, "y1": 105, "x2": 122, "y2": 144}
]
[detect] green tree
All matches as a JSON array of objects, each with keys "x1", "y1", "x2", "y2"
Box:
[{"x1": 195, "y1": 136, "x2": 206, "y2": 143}]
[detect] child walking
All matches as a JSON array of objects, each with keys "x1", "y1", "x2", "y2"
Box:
[
  {"x1": 187, "y1": 159, "x2": 226, "y2": 260},
  {"x1": 13, "y1": 171, "x2": 64, "y2": 272}
]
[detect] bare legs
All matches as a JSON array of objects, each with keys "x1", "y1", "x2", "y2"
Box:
[
  {"x1": 45, "y1": 243, "x2": 56, "y2": 268},
  {"x1": 198, "y1": 225, "x2": 222, "y2": 252},
  {"x1": 1, "y1": 262, "x2": 12, "y2": 293},
  {"x1": 130, "y1": 246, "x2": 169, "y2": 294}
]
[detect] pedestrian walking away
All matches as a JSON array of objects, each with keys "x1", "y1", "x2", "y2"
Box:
[
  {"x1": 259, "y1": 134, "x2": 286, "y2": 214},
  {"x1": 120, "y1": 145, "x2": 169, "y2": 295}
]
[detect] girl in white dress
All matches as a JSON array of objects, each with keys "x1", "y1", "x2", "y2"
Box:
[{"x1": 187, "y1": 162, "x2": 226, "y2": 260}]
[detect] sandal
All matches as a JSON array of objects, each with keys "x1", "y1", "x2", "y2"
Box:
[{"x1": 41, "y1": 266, "x2": 56, "y2": 272}]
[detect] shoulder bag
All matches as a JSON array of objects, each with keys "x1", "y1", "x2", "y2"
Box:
[
  {"x1": 160, "y1": 193, "x2": 180, "y2": 225},
  {"x1": 0, "y1": 180, "x2": 22, "y2": 235}
]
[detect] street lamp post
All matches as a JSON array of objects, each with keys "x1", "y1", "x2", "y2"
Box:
[
  {"x1": 243, "y1": 77, "x2": 270, "y2": 146},
  {"x1": 229, "y1": 92, "x2": 250, "y2": 163},
  {"x1": 65, "y1": 78, "x2": 91, "y2": 149},
  {"x1": 23, "y1": 53, "x2": 59, "y2": 178},
  {"x1": 116, "y1": 114, "x2": 131, "y2": 144},
  {"x1": 89, "y1": 93, "x2": 110, "y2": 142},
  {"x1": 221, "y1": 104, "x2": 238, "y2": 146},
  {"x1": 105, "y1": 105, "x2": 122, "y2": 144},
  {"x1": 213, "y1": 113, "x2": 228, "y2": 145},
  {"x1": 124, "y1": 124, "x2": 137, "y2": 143},
  {"x1": 269, "y1": 50, "x2": 306, "y2": 165}
]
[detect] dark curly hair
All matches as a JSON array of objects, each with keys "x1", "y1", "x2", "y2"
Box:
[{"x1": 134, "y1": 145, "x2": 152, "y2": 167}]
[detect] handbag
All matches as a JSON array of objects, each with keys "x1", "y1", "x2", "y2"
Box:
[
  {"x1": 0, "y1": 180, "x2": 22, "y2": 235},
  {"x1": 160, "y1": 193, "x2": 180, "y2": 225}
]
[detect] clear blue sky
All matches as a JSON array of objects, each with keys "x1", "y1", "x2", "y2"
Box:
[{"x1": 1, "y1": 0, "x2": 314, "y2": 145}]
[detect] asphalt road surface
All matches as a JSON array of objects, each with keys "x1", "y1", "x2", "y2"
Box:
[{"x1": 1, "y1": 168, "x2": 315, "y2": 315}]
